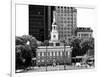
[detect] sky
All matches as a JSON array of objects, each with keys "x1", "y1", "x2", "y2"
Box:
[
  {"x1": 77, "y1": 8, "x2": 96, "y2": 29},
  {"x1": 16, "y1": 5, "x2": 96, "y2": 36}
]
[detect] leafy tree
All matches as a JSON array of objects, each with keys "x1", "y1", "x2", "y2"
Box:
[
  {"x1": 80, "y1": 37, "x2": 94, "y2": 55},
  {"x1": 16, "y1": 45, "x2": 25, "y2": 69},
  {"x1": 16, "y1": 36, "x2": 26, "y2": 45},
  {"x1": 60, "y1": 39, "x2": 66, "y2": 45},
  {"x1": 15, "y1": 35, "x2": 38, "y2": 70},
  {"x1": 43, "y1": 40, "x2": 49, "y2": 46},
  {"x1": 21, "y1": 35, "x2": 38, "y2": 57},
  {"x1": 69, "y1": 37, "x2": 81, "y2": 47},
  {"x1": 21, "y1": 45, "x2": 32, "y2": 69},
  {"x1": 69, "y1": 37, "x2": 82, "y2": 57},
  {"x1": 37, "y1": 41, "x2": 43, "y2": 46},
  {"x1": 16, "y1": 44, "x2": 33, "y2": 70}
]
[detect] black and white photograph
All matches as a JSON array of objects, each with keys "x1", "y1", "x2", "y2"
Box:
[
  {"x1": 2, "y1": 0, "x2": 100, "y2": 77},
  {"x1": 14, "y1": 1, "x2": 95, "y2": 74}
]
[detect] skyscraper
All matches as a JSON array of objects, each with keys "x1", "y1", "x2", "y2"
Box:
[
  {"x1": 54, "y1": 6, "x2": 77, "y2": 42},
  {"x1": 29, "y1": 5, "x2": 54, "y2": 41}
]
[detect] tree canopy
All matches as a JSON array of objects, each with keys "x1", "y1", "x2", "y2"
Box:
[
  {"x1": 42, "y1": 40, "x2": 49, "y2": 46},
  {"x1": 15, "y1": 35, "x2": 38, "y2": 70},
  {"x1": 80, "y1": 37, "x2": 94, "y2": 55},
  {"x1": 69, "y1": 37, "x2": 94, "y2": 57}
]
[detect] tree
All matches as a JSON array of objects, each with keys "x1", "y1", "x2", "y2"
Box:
[
  {"x1": 69, "y1": 37, "x2": 82, "y2": 57},
  {"x1": 16, "y1": 36, "x2": 26, "y2": 45},
  {"x1": 43, "y1": 40, "x2": 49, "y2": 46},
  {"x1": 22, "y1": 35, "x2": 37, "y2": 48},
  {"x1": 21, "y1": 45, "x2": 32, "y2": 69},
  {"x1": 21, "y1": 35, "x2": 38, "y2": 57},
  {"x1": 16, "y1": 45, "x2": 25, "y2": 70},
  {"x1": 37, "y1": 41, "x2": 43, "y2": 46},
  {"x1": 16, "y1": 44, "x2": 33, "y2": 70},
  {"x1": 80, "y1": 37, "x2": 94, "y2": 55},
  {"x1": 15, "y1": 35, "x2": 38, "y2": 70},
  {"x1": 69, "y1": 37, "x2": 81, "y2": 47}
]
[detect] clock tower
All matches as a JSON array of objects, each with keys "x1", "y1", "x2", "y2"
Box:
[{"x1": 50, "y1": 11, "x2": 59, "y2": 42}]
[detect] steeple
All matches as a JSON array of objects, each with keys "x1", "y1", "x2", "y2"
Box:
[
  {"x1": 52, "y1": 11, "x2": 57, "y2": 25},
  {"x1": 50, "y1": 11, "x2": 58, "y2": 42},
  {"x1": 52, "y1": 11, "x2": 57, "y2": 31}
]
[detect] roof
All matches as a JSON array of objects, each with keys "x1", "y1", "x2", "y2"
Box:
[
  {"x1": 76, "y1": 27, "x2": 93, "y2": 32},
  {"x1": 37, "y1": 46, "x2": 71, "y2": 49},
  {"x1": 36, "y1": 46, "x2": 72, "y2": 52}
]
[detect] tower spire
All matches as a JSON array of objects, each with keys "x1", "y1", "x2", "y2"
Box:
[
  {"x1": 52, "y1": 11, "x2": 57, "y2": 25},
  {"x1": 50, "y1": 11, "x2": 58, "y2": 42}
]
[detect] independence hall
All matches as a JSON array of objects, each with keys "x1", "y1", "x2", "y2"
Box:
[{"x1": 36, "y1": 11, "x2": 73, "y2": 66}]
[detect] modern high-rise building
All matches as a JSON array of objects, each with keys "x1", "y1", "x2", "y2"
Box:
[
  {"x1": 29, "y1": 5, "x2": 54, "y2": 41},
  {"x1": 54, "y1": 7, "x2": 77, "y2": 42}
]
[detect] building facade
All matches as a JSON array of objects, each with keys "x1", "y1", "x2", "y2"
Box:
[
  {"x1": 36, "y1": 46, "x2": 72, "y2": 66},
  {"x1": 76, "y1": 27, "x2": 93, "y2": 39},
  {"x1": 54, "y1": 7, "x2": 77, "y2": 41},
  {"x1": 29, "y1": 5, "x2": 54, "y2": 41}
]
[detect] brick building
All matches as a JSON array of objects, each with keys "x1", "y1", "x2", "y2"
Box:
[
  {"x1": 36, "y1": 12, "x2": 72, "y2": 66},
  {"x1": 36, "y1": 46, "x2": 72, "y2": 66}
]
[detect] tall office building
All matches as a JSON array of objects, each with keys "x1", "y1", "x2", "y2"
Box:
[
  {"x1": 54, "y1": 6, "x2": 77, "y2": 42},
  {"x1": 29, "y1": 5, "x2": 54, "y2": 41}
]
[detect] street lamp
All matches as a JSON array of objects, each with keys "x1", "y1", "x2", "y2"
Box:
[
  {"x1": 64, "y1": 40, "x2": 66, "y2": 70},
  {"x1": 43, "y1": 40, "x2": 49, "y2": 71},
  {"x1": 46, "y1": 45, "x2": 47, "y2": 71},
  {"x1": 62, "y1": 39, "x2": 66, "y2": 70}
]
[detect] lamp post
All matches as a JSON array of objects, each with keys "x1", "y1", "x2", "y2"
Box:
[
  {"x1": 43, "y1": 40, "x2": 49, "y2": 71},
  {"x1": 64, "y1": 40, "x2": 66, "y2": 70},
  {"x1": 62, "y1": 39, "x2": 66, "y2": 70},
  {"x1": 46, "y1": 45, "x2": 47, "y2": 71}
]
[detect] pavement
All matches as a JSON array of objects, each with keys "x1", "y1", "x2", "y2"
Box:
[{"x1": 16, "y1": 65, "x2": 94, "y2": 73}]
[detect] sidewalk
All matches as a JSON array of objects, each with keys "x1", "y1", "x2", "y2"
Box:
[{"x1": 16, "y1": 65, "x2": 94, "y2": 73}]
